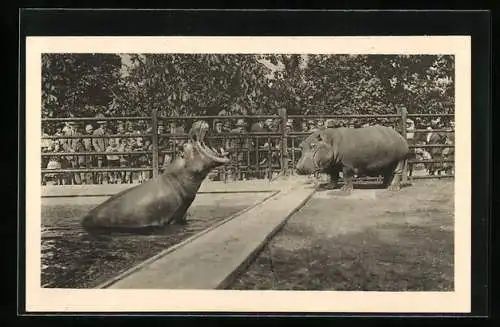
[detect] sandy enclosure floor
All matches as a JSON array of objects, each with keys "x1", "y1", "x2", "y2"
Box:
[
  {"x1": 231, "y1": 180, "x2": 455, "y2": 291},
  {"x1": 41, "y1": 192, "x2": 271, "y2": 288}
]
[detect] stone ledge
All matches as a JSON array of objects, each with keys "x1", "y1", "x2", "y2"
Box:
[{"x1": 41, "y1": 179, "x2": 294, "y2": 198}]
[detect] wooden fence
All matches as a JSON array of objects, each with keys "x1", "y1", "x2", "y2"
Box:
[{"x1": 40, "y1": 108, "x2": 454, "y2": 185}]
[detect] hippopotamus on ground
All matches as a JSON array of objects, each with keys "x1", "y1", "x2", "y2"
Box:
[
  {"x1": 81, "y1": 120, "x2": 229, "y2": 234},
  {"x1": 295, "y1": 125, "x2": 410, "y2": 193}
]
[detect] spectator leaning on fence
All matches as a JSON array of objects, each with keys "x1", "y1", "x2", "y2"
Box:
[
  {"x1": 406, "y1": 118, "x2": 416, "y2": 146},
  {"x1": 92, "y1": 114, "x2": 109, "y2": 184},
  {"x1": 45, "y1": 141, "x2": 64, "y2": 185},
  {"x1": 54, "y1": 124, "x2": 63, "y2": 139},
  {"x1": 119, "y1": 137, "x2": 132, "y2": 183},
  {"x1": 249, "y1": 118, "x2": 266, "y2": 176},
  {"x1": 41, "y1": 127, "x2": 52, "y2": 170},
  {"x1": 105, "y1": 138, "x2": 121, "y2": 184},
  {"x1": 230, "y1": 118, "x2": 248, "y2": 180},
  {"x1": 74, "y1": 121, "x2": 87, "y2": 185},
  {"x1": 300, "y1": 120, "x2": 308, "y2": 132},
  {"x1": 62, "y1": 121, "x2": 83, "y2": 185},
  {"x1": 212, "y1": 119, "x2": 228, "y2": 154},
  {"x1": 82, "y1": 124, "x2": 94, "y2": 184},
  {"x1": 157, "y1": 122, "x2": 171, "y2": 170},
  {"x1": 285, "y1": 119, "x2": 295, "y2": 168},
  {"x1": 258, "y1": 118, "x2": 276, "y2": 166},
  {"x1": 125, "y1": 122, "x2": 140, "y2": 183},
  {"x1": 116, "y1": 122, "x2": 125, "y2": 148},
  {"x1": 133, "y1": 123, "x2": 145, "y2": 182},
  {"x1": 139, "y1": 128, "x2": 154, "y2": 183}
]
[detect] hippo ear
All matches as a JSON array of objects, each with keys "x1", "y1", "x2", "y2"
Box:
[{"x1": 317, "y1": 130, "x2": 330, "y2": 143}]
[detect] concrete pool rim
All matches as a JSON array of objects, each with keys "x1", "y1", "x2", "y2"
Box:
[{"x1": 94, "y1": 190, "x2": 280, "y2": 289}]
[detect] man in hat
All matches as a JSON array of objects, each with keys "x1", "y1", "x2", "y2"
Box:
[
  {"x1": 92, "y1": 114, "x2": 109, "y2": 184},
  {"x1": 45, "y1": 141, "x2": 64, "y2": 185},
  {"x1": 249, "y1": 118, "x2": 267, "y2": 177},
  {"x1": 283, "y1": 118, "x2": 296, "y2": 172},
  {"x1": 115, "y1": 121, "x2": 125, "y2": 145},
  {"x1": 114, "y1": 121, "x2": 127, "y2": 182},
  {"x1": 41, "y1": 127, "x2": 52, "y2": 173},
  {"x1": 431, "y1": 117, "x2": 442, "y2": 129},
  {"x1": 171, "y1": 121, "x2": 186, "y2": 149},
  {"x1": 230, "y1": 118, "x2": 248, "y2": 180},
  {"x1": 105, "y1": 138, "x2": 121, "y2": 184},
  {"x1": 82, "y1": 124, "x2": 95, "y2": 184},
  {"x1": 128, "y1": 121, "x2": 143, "y2": 183},
  {"x1": 212, "y1": 119, "x2": 228, "y2": 155},
  {"x1": 138, "y1": 127, "x2": 154, "y2": 183},
  {"x1": 406, "y1": 118, "x2": 416, "y2": 145},
  {"x1": 262, "y1": 118, "x2": 273, "y2": 131},
  {"x1": 300, "y1": 120, "x2": 308, "y2": 132},
  {"x1": 285, "y1": 118, "x2": 294, "y2": 132},
  {"x1": 118, "y1": 137, "x2": 132, "y2": 183},
  {"x1": 157, "y1": 122, "x2": 169, "y2": 170},
  {"x1": 64, "y1": 121, "x2": 85, "y2": 185}
]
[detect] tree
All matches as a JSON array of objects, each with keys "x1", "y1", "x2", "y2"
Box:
[
  {"x1": 117, "y1": 54, "x2": 274, "y2": 118},
  {"x1": 42, "y1": 54, "x2": 123, "y2": 118},
  {"x1": 365, "y1": 55, "x2": 455, "y2": 115},
  {"x1": 42, "y1": 53, "x2": 455, "y2": 123}
]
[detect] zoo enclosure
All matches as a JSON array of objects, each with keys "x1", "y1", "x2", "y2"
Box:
[{"x1": 41, "y1": 108, "x2": 455, "y2": 184}]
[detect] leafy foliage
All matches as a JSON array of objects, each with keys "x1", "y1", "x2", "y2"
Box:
[
  {"x1": 41, "y1": 53, "x2": 455, "y2": 120},
  {"x1": 42, "y1": 54, "x2": 122, "y2": 118}
]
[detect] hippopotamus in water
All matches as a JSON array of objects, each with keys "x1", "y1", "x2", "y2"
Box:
[
  {"x1": 81, "y1": 120, "x2": 229, "y2": 233},
  {"x1": 295, "y1": 125, "x2": 410, "y2": 193}
]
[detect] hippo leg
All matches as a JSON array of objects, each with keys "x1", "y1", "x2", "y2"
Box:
[
  {"x1": 387, "y1": 160, "x2": 405, "y2": 191},
  {"x1": 321, "y1": 167, "x2": 340, "y2": 190},
  {"x1": 176, "y1": 213, "x2": 189, "y2": 225},
  {"x1": 172, "y1": 197, "x2": 195, "y2": 225},
  {"x1": 382, "y1": 171, "x2": 395, "y2": 188},
  {"x1": 327, "y1": 173, "x2": 339, "y2": 189},
  {"x1": 382, "y1": 163, "x2": 398, "y2": 188},
  {"x1": 407, "y1": 160, "x2": 414, "y2": 178},
  {"x1": 339, "y1": 167, "x2": 354, "y2": 194}
]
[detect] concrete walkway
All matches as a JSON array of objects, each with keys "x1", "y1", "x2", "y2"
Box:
[{"x1": 100, "y1": 182, "x2": 317, "y2": 289}]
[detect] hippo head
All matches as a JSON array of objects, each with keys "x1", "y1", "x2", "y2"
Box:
[
  {"x1": 295, "y1": 130, "x2": 336, "y2": 175},
  {"x1": 180, "y1": 120, "x2": 230, "y2": 175}
]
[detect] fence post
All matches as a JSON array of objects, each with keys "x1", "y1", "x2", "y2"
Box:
[
  {"x1": 400, "y1": 107, "x2": 408, "y2": 185},
  {"x1": 151, "y1": 109, "x2": 159, "y2": 179},
  {"x1": 278, "y1": 108, "x2": 288, "y2": 176}
]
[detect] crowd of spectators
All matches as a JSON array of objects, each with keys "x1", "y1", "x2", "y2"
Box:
[
  {"x1": 41, "y1": 115, "x2": 187, "y2": 185},
  {"x1": 41, "y1": 111, "x2": 455, "y2": 185}
]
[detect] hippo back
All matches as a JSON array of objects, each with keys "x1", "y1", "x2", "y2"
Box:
[{"x1": 332, "y1": 125, "x2": 409, "y2": 171}]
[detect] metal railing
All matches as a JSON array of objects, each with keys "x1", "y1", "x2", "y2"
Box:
[{"x1": 41, "y1": 108, "x2": 455, "y2": 185}]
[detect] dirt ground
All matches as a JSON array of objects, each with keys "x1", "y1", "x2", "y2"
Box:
[
  {"x1": 231, "y1": 180, "x2": 454, "y2": 291},
  {"x1": 41, "y1": 192, "x2": 270, "y2": 288}
]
